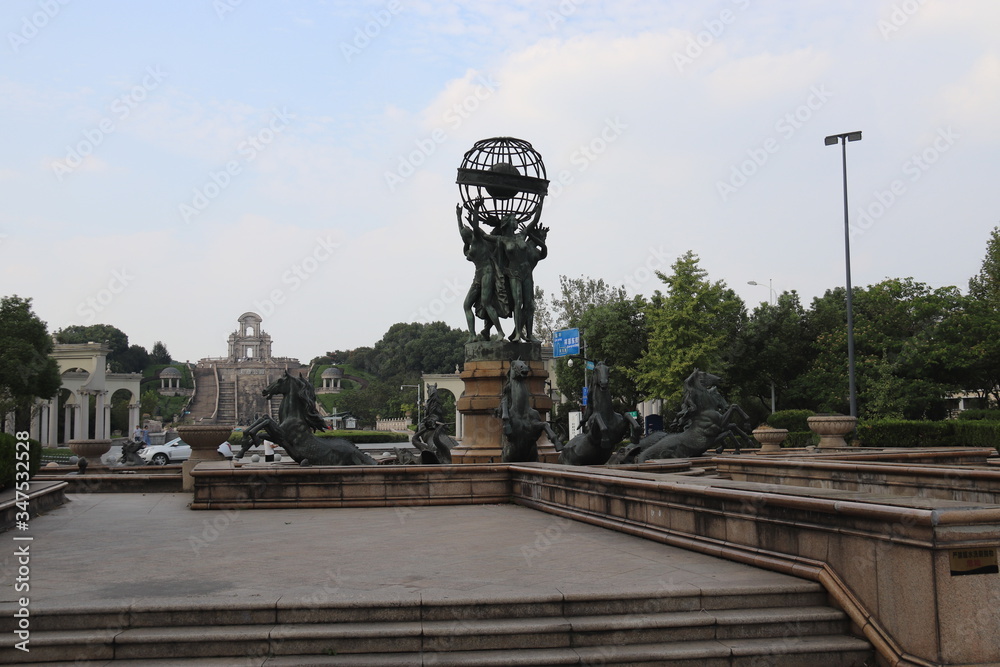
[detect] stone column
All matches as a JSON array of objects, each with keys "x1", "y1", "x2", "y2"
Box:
[
  {"x1": 65, "y1": 404, "x2": 74, "y2": 442},
  {"x1": 451, "y1": 340, "x2": 558, "y2": 464},
  {"x1": 94, "y1": 391, "x2": 106, "y2": 440},
  {"x1": 71, "y1": 403, "x2": 82, "y2": 440},
  {"x1": 78, "y1": 392, "x2": 90, "y2": 440},
  {"x1": 47, "y1": 400, "x2": 59, "y2": 447},
  {"x1": 128, "y1": 403, "x2": 139, "y2": 435}
]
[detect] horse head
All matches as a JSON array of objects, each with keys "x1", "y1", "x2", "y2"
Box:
[
  {"x1": 263, "y1": 371, "x2": 295, "y2": 399},
  {"x1": 687, "y1": 368, "x2": 721, "y2": 392},
  {"x1": 508, "y1": 358, "x2": 531, "y2": 380},
  {"x1": 592, "y1": 360, "x2": 610, "y2": 390}
]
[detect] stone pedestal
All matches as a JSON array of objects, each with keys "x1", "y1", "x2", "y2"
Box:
[
  {"x1": 67, "y1": 439, "x2": 112, "y2": 466},
  {"x1": 751, "y1": 427, "x2": 788, "y2": 452},
  {"x1": 808, "y1": 414, "x2": 857, "y2": 449},
  {"x1": 452, "y1": 341, "x2": 559, "y2": 464},
  {"x1": 178, "y1": 425, "x2": 234, "y2": 491}
]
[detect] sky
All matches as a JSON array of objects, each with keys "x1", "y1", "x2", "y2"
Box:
[{"x1": 2, "y1": 0, "x2": 999, "y2": 364}]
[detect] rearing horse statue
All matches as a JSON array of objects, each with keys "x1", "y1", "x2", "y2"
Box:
[
  {"x1": 237, "y1": 371, "x2": 376, "y2": 466},
  {"x1": 496, "y1": 359, "x2": 562, "y2": 462},
  {"x1": 622, "y1": 368, "x2": 751, "y2": 462},
  {"x1": 557, "y1": 360, "x2": 642, "y2": 466}
]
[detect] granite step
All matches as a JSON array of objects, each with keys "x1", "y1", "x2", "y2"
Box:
[
  {"x1": 8, "y1": 604, "x2": 869, "y2": 664},
  {"x1": 20, "y1": 635, "x2": 875, "y2": 667}
]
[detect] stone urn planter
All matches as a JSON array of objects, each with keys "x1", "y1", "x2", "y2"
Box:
[
  {"x1": 67, "y1": 439, "x2": 112, "y2": 462},
  {"x1": 177, "y1": 425, "x2": 233, "y2": 491},
  {"x1": 807, "y1": 414, "x2": 857, "y2": 449},
  {"x1": 751, "y1": 426, "x2": 789, "y2": 452}
]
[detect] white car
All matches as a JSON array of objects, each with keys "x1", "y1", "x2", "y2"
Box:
[{"x1": 139, "y1": 437, "x2": 191, "y2": 466}]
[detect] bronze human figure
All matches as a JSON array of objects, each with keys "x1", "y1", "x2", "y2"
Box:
[
  {"x1": 455, "y1": 137, "x2": 550, "y2": 343},
  {"x1": 410, "y1": 383, "x2": 457, "y2": 464},
  {"x1": 457, "y1": 201, "x2": 509, "y2": 342}
]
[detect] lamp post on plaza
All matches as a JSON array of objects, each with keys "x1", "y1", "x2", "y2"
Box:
[
  {"x1": 747, "y1": 279, "x2": 777, "y2": 413},
  {"x1": 401, "y1": 384, "x2": 421, "y2": 428},
  {"x1": 824, "y1": 130, "x2": 862, "y2": 418}
]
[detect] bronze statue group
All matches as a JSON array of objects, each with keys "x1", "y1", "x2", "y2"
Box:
[{"x1": 457, "y1": 197, "x2": 549, "y2": 344}]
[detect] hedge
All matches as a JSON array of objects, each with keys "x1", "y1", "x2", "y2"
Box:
[
  {"x1": 0, "y1": 433, "x2": 42, "y2": 490},
  {"x1": 857, "y1": 419, "x2": 1000, "y2": 449},
  {"x1": 767, "y1": 410, "x2": 815, "y2": 432},
  {"x1": 783, "y1": 431, "x2": 818, "y2": 448},
  {"x1": 957, "y1": 409, "x2": 1000, "y2": 421}
]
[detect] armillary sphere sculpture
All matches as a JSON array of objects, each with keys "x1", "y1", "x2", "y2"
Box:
[{"x1": 456, "y1": 137, "x2": 550, "y2": 343}]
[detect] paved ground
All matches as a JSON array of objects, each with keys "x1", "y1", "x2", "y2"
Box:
[{"x1": 2, "y1": 488, "x2": 810, "y2": 612}]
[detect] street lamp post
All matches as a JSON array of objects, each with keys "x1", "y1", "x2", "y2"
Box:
[
  {"x1": 824, "y1": 131, "x2": 862, "y2": 418},
  {"x1": 747, "y1": 279, "x2": 777, "y2": 413}
]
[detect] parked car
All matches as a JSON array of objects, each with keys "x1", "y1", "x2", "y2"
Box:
[{"x1": 139, "y1": 437, "x2": 191, "y2": 466}]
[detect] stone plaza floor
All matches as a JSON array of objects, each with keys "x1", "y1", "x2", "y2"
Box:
[{"x1": 5, "y1": 490, "x2": 811, "y2": 612}]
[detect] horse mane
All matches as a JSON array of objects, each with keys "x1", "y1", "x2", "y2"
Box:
[{"x1": 291, "y1": 373, "x2": 327, "y2": 432}]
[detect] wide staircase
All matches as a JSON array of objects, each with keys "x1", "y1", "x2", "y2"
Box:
[
  {"x1": 216, "y1": 380, "x2": 237, "y2": 425},
  {"x1": 188, "y1": 366, "x2": 219, "y2": 422},
  {"x1": 21, "y1": 582, "x2": 872, "y2": 665}
]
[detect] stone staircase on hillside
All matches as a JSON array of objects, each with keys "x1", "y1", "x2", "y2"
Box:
[
  {"x1": 17, "y1": 582, "x2": 872, "y2": 665},
  {"x1": 187, "y1": 366, "x2": 219, "y2": 423},
  {"x1": 216, "y1": 380, "x2": 236, "y2": 425}
]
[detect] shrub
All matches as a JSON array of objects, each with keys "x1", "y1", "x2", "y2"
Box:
[
  {"x1": 783, "y1": 431, "x2": 818, "y2": 447},
  {"x1": 951, "y1": 421, "x2": 1000, "y2": 448},
  {"x1": 857, "y1": 420, "x2": 955, "y2": 447},
  {"x1": 767, "y1": 409, "x2": 815, "y2": 432},
  {"x1": 854, "y1": 419, "x2": 1000, "y2": 449},
  {"x1": 0, "y1": 433, "x2": 42, "y2": 490},
  {"x1": 957, "y1": 409, "x2": 1000, "y2": 421}
]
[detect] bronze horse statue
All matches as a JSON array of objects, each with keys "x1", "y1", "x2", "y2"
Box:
[
  {"x1": 497, "y1": 359, "x2": 562, "y2": 462},
  {"x1": 620, "y1": 368, "x2": 751, "y2": 462},
  {"x1": 237, "y1": 371, "x2": 376, "y2": 466},
  {"x1": 557, "y1": 360, "x2": 641, "y2": 466},
  {"x1": 409, "y1": 383, "x2": 457, "y2": 464}
]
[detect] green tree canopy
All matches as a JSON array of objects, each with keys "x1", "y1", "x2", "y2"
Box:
[
  {"x1": 553, "y1": 295, "x2": 648, "y2": 412},
  {"x1": 149, "y1": 341, "x2": 172, "y2": 365},
  {"x1": 634, "y1": 251, "x2": 746, "y2": 407},
  {"x1": 0, "y1": 296, "x2": 62, "y2": 423},
  {"x1": 55, "y1": 323, "x2": 132, "y2": 371},
  {"x1": 969, "y1": 225, "x2": 1000, "y2": 304},
  {"x1": 728, "y1": 290, "x2": 811, "y2": 414}
]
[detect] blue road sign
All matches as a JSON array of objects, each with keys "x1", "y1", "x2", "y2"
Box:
[
  {"x1": 585, "y1": 360, "x2": 595, "y2": 371},
  {"x1": 582, "y1": 386, "x2": 588, "y2": 406},
  {"x1": 553, "y1": 328, "x2": 581, "y2": 357}
]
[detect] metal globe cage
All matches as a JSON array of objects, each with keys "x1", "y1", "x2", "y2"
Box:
[{"x1": 456, "y1": 137, "x2": 549, "y2": 226}]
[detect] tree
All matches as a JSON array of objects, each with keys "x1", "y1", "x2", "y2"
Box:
[
  {"x1": 0, "y1": 296, "x2": 62, "y2": 429},
  {"x1": 369, "y1": 322, "x2": 465, "y2": 377},
  {"x1": 149, "y1": 341, "x2": 172, "y2": 365},
  {"x1": 634, "y1": 251, "x2": 746, "y2": 407},
  {"x1": 117, "y1": 344, "x2": 150, "y2": 373},
  {"x1": 532, "y1": 286, "x2": 556, "y2": 345},
  {"x1": 56, "y1": 324, "x2": 131, "y2": 371},
  {"x1": 729, "y1": 291, "x2": 812, "y2": 415},
  {"x1": 795, "y1": 279, "x2": 959, "y2": 418},
  {"x1": 968, "y1": 225, "x2": 1000, "y2": 303},
  {"x1": 550, "y1": 275, "x2": 628, "y2": 332},
  {"x1": 553, "y1": 295, "x2": 648, "y2": 411},
  {"x1": 140, "y1": 389, "x2": 159, "y2": 418}
]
